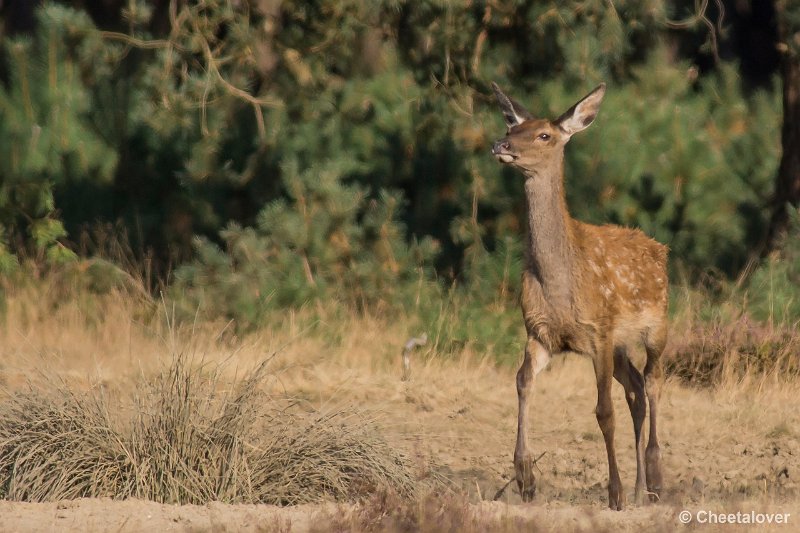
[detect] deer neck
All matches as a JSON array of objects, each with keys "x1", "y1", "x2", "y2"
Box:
[{"x1": 522, "y1": 155, "x2": 574, "y2": 307}]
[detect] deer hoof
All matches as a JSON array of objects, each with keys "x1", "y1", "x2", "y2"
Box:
[
  {"x1": 646, "y1": 446, "x2": 663, "y2": 502},
  {"x1": 514, "y1": 454, "x2": 537, "y2": 503},
  {"x1": 608, "y1": 479, "x2": 625, "y2": 511},
  {"x1": 634, "y1": 486, "x2": 646, "y2": 506}
]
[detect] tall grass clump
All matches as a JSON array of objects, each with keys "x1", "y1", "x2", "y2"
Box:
[
  {"x1": 743, "y1": 210, "x2": 800, "y2": 325},
  {"x1": 0, "y1": 354, "x2": 421, "y2": 504},
  {"x1": 0, "y1": 384, "x2": 128, "y2": 501},
  {"x1": 665, "y1": 222, "x2": 800, "y2": 388},
  {"x1": 666, "y1": 312, "x2": 800, "y2": 387}
]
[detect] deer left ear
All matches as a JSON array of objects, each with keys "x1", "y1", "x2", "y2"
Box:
[
  {"x1": 556, "y1": 83, "x2": 606, "y2": 137},
  {"x1": 492, "y1": 82, "x2": 534, "y2": 129}
]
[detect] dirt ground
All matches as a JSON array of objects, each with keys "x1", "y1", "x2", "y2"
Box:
[{"x1": 1, "y1": 310, "x2": 798, "y2": 532}]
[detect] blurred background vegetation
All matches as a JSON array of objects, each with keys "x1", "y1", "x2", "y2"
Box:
[{"x1": 0, "y1": 0, "x2": 798, "y2": 364}]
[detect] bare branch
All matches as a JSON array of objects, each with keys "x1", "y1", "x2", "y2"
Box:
[
  {"x1": 98, "y1": 31, "x2": 180, "y2": 50},
  {"x1": 96, "y1": 0, "x2": 281, "y2": 139},
  {"x1": 664, "y1": 0, "x2": 725, "y2": 64}
]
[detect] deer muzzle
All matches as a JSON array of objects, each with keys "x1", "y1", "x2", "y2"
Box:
[{"x1": 492, "y1": 139, "x2": 517, "y2": 163}]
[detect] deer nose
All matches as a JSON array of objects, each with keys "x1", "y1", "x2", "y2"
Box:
[{"x1": 492, "y1": 140, "x2": 510, "y2": 154}]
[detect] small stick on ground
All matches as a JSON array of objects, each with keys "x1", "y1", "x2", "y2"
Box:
[
  {"x1": 493, "y1": 452, "x2": 546, "y2": 501},
  {"x1": 401, "y1": 333, "x2": 428, "y2": 381}
]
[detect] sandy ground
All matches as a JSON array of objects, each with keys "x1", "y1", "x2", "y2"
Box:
[
  {"x1": 1, "y1": 308, "x2": 799, "y2": 532},
  {"x1": 0, "y1": 498, "x2": 683, "y2": 532}
]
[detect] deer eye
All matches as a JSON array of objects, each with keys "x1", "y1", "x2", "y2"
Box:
[{"x1": 537, "y1": 133, "x2": 551, "y2": 141}]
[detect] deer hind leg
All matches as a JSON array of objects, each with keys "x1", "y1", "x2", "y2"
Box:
[
  {"x1": 613, "y1": 345, "x2": 647, "y2": 505},
  {"x1": 643, "y1": 325, "x2": 667, "y2": 501},
  {"x1": 514, "y1": 337, "x2": 551, "y2": 502},
  {"x1": 594, "y1": 337, "x2": 624, "y2": 510}
]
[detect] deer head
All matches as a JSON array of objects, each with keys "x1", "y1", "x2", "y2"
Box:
[{"x1": 491, "y1": 82, "x2": 606, "y2": 174}]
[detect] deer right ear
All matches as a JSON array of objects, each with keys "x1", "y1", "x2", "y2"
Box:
[
  {"x1": 556, "y1": 83, "x2": 606, "y2": 137},
  {"x1": 492, "y1": 82, "x2": 533, "y2": 129}
]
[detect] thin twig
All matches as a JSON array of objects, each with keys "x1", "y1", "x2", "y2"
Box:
[
  {"x1": 492, "y1": 451, "x2": 547, "y2": 501},
  {"x1": 664, "y1": 0, "x2": 725, "y2": 64},
  {"x1": 98, "y1": 31, "x2": 181, "y2": 50}
]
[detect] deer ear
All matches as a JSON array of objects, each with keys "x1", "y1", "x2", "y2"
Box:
[
  {"x1": 556, "y1": 83, "x2": 606, "y2": 137},
  {"x1": 492, "y1": 82, "x2": 533, "y2": 128}
]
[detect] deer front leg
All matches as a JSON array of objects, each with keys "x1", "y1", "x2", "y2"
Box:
[
  {"x1": 594, "y1": 338, "x2": 624, "y2": 510},
  {"x1": 515, "y1": 338, "x2": 551, "y2": 502}
]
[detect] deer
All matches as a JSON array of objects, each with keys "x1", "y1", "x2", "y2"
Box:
[{"x1": 490, "y1": 82, "x2": 668, "y2": 510}]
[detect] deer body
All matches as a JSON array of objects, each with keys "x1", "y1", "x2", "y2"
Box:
[
  {"x1": 522, "y1": 212, "x2": 668, "y2": 357},
  {"x1": 491, "y1": 83, "x2": 668, "y2": 510}
]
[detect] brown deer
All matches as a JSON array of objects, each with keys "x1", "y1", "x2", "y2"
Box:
[{"x1": 490, "y1": 82, "x2": 668, "y2": 510}]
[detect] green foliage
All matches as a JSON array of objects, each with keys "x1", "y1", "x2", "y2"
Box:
[
  {"x1": 412, "y1": 285, "x2": 524, "y2": 364},
  {"x1": 553, "y1": 56, "x2": 780, "y2": 276},
  {"x1": 173, "y1": 159, "x2": 437, "y2": 327},
  {"x1": 383, "y1": 0, "x2": 665, "y2": 86},
  {"x1": 0, "y1": 0, "x2": 798, "y2": 340},
  {"x1": 744, "y1": 208, "x2": 800, "y2": 324},
  {"x1": 0, "y1": 239, "x2": 19, "y2": 275},
  {"x1": 0, "y1": 4, "x2": 116, "y2": 264}
]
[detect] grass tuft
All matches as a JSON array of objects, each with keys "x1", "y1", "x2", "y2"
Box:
[{"x1": 0, "y1": 354, "x2": 421, "y2": 504}]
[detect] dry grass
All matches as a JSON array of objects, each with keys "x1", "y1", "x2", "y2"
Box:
[
  {"x1": 0, "y1": 381, "x2": 127, "y2": 501},
  {"x1": 311, "y1": 490, "x2": 680, "y2": 533},
  {"x1": 315, "y1": 490, "x2": 537, "y2": 533},
  {"x1": 1, "y1": 276, "x2": 799, "y2": 533},
  {"x1": 0, "y1": 351, "x2": 423, "y2": 504},
  {"x1": 664, "y1": 288, "x2": 800, "y2": 387},
  {"x1": 666, "y1": 315, "x2": 800, "y2": 386}
]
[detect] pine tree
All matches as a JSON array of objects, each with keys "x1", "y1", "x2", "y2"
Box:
[{"x1": 0, "y1": 0, "x2": 788, "y2": 307}]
